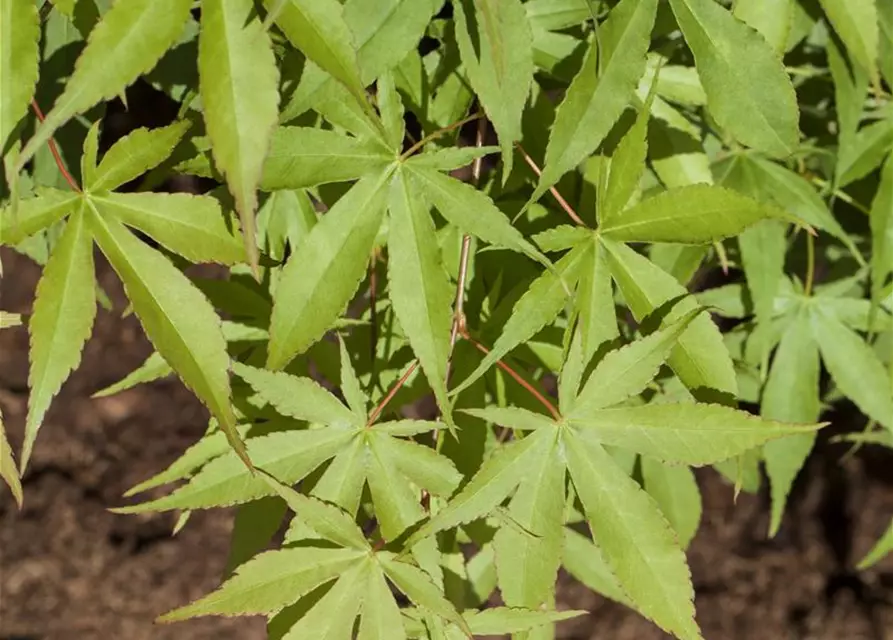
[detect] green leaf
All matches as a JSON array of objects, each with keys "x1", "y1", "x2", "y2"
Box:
[
  {"x1": 880, "y1": 1, "x2": 893, "y2": 89},
  {"x1": 338, "y1": 337, "x2": 367, "y2": 419},
  {"x1": 464, "y1": 607, "x2": 585, "y2": 635},
  {"x1": 762, "y1": 310, "x2": 820, "y2": 537},
  {"x1": 90, "y1": 121, "x2": 191, "y2": 192},
  {"x1": 602, "y1": 238, "x2": 738, "y2": 397},
  {"x1": 838, "y1": 117, "x2": 893, "y2": 187},
  {"x1": 870, "y1": 154, "x2": 893, "y2": 326},
  {"x1": 225, "y1": 496, "x2": 288, "y2": 574},
  {"x1": 358, "y1": 565, "x2": 407, "y2": 640},
  {"x1": 0, "y1": 407, "x2": 23, "y2": 508},
  {"x1": 387, "y1": 170, "x2": 454, "y2": 421},
  {"x1": 534, "y1": 0, "x2": 658, "y2": 199},
  {"x1": 738, "y1": 220, "x2": 786, "y2": 369},
  {"x1": 376, "y1": 71, "x2": 405, "y2": 151},
  {"x1": 668, "y1": 0, "x2": 799, "y2": 157},
  {"x1": 811, "y1": 308, "x2": 893, "y2": 432},
  {"x1": 366, "y1": 435, "x2": 428, "y2": 540},
  {"x1": 453, "y1": 0, "x2": 534, "y2": 178},
  {"x1": 571, "y1": 308, "x2": 703, "y2": 415},
  {"x1": 601, "y1": 81, "x2": 656, "y2": 224},
  {"x1": 409, "y1": 165, "x2": 549, "y2": 267},
  {"x1": 200, "y1": 0, "x2": 280, "y2": 275},
  {"x1": 494, "y1": 428, "x2": 564, "y2": 609},
  {"x1": 18, "y1": 0, "x2": 193, "y2": 169},
  {"x1": 261, "y1": 127, "x2": 393, "y2": 191},
  {"x1": 24, "y1": 208, "x2": 96, "y2": 472},
  {"x1": 123, "y1": 422, "x2": 245, "y2": 497},
  {"x1": 410, "y1": 427, "x2": 550, "y2": 543},
  {"x1": 159, "y1": 547, "x2": 366, "y2": 620},
  {"x1": 406, "y1": 146, "x2": 500, "y2": 172},
  {"x1": 257, "y1": 468, "x2": 369, "y2": 550},
  {"x1": 857, "y1": 518, "x2": 893, "y2": 569},
  {"x1": 562, "y1": 528, "x2": 631, "y2": 607},
  {"x1": 818, "y1": 0, "x2": 879, "y2": 84},
  {"x1": 563, "y1": 429, "x2": 702, "y2": 640},
  {"x1": 380, "y1": 555, "x2": 469, "y2": 635},
  {"x1": 569, "y1": 403, "x2": 820, "y2": 466},
  {"x1": 600, "y1": 185, "x2": 799, "y2": 244},
  {"x1": 452, "y1": 244, "x2": 585, "y2": 395},
  {"x1": 532, "y1": 224, "x2": 591, "y2": 252},
  {"x1": 87, "y1": 207, "x2": 248, "y2": 467},
  {"x1": 461, "y1": 406, "x2": 554, "y2": 432},
  {"x1": 267, "y1": 172, "x2": 391, "y2": 370},
  {"x1": 641, "y1": 457, "x2": 702, "y2": 549},
  {"x1": 732, "y1": 0, "x2": 793, "y2": 53},
  {"x1": 117, "y1": 429, "x2": 354, "y2": 512},
  {"x1": 88, "y1": 192, "x2": 245, "y2": 265},
  {"x1": 0, "y1": 0, "x2": 40, "y2": 153},
  {"x1": 0, "y1": 190, "x2": 80, "y2": 246},
  {"x1": 376, "y1": 435, "x2": 462, "y2": 498},
  {"x1": 264, "y1": 0, "x2": 369, "y2": 117},
  {"x1": 576, "y1": 238, "x2": 620, "y2": 373},
  {"x1": 234, "y1": 363, "x2": 356, "y2": 426}
]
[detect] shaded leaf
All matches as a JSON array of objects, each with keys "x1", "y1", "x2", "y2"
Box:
[{"x1": 0, "y1": 0, "x2": 40, "y2": 153}]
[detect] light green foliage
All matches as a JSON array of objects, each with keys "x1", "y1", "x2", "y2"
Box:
[
  {"x1": 0, "y1": 0, "x2": 40, "y2": 154},
  {"x1": 200, "y1": 0, "x2": 280, "y2": 274},
  {"x1": 18, "y1": 0, "x2": 193, "y2": 169},
  {"x1": 669, "y1": 0, "x2": 799, "y2": 157},
  {"x1": 535, "y1": 0, "x2": 657, "y2": 200},
  {"x1": 453, "y1": 0, "x2": 533, "y2": 177},
  {"x1": 5, "y1": 1, "x2": 893, "y2": 638},
  {"x1": 24, "y1": 209, "x2": 95, "y2": 472}
]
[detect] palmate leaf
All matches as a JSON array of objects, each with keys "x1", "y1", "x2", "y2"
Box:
[
  {"x1": 599, "y1": 185, "x2": 800, "y2": 245},
  {"x1": 24, "y1": 207, "x2": 96, "y2": 472},
  {"x1": 17, "y1": 0, "x2": 193, "y2": 169},
  {"x1": 387, "y1": 170, "x2": 454, "y2": 423},
  {"x1": 87, "y1": 208, "x2": 249, "y2": 468},
  {"x1": 88, "y1": 192, "x2": 245, "y2": 265},
  {"x1": 281, "y1": 0, "x2": 441, "y2": 121},
  {"x1": 264, "y1": 0, "x2": 369, "y2": 118},
  {"x1": 641, "y1": 457, "x2": 702, "y2": 549},
  {"x1": 762, "y1": 309, "x2": 820, "y2": 536},
  {"x1": 282, "y1": 560, "x2": 369, "y2": 639},
  {"x1": 200, "y1": 0, "x2": 280, "y2": 276},
  {"x1": 601, "y1": 238, "x2": 738, "y2": 398},
  {"x1": 870, "y1": 154, "x2": 893, "y2": 325},
  {"x1": 261, "y1": 127, "x2": 393, "y2": 191},
  {"x1": 0, "y1": 0, "x2": 40, "y2": 154},
  {"x1": 89, "y1": 121, "x2": 192, "y2": 192},
  {"x1": 267, "y1": 170, "x2": 392, "y2": 370},
  {"x1": 668, "y1": 0, "x2": 799, "y2": 157},
  {"x1": 563, "y1": 430, "x2": 701, "y2": 640},
  {"x1": 810, "y1": 307, "x2": 893, "y2": 432},
  {"x1": 0, "y1": 189, "x2": 80, "y2": 246},
  {"x1": 451, "y1": 243, "x2": 586, "y2": 395},
  {"x1": 576, "y1": 237, "x2": 619, "y2": 374},
  {"x1": 406, "y1": 146, "x2": 501, "y2": 172},
  {"x1": 358, "y1": 564, "x2": 407, "y2": 640},
  {"x1": 453, "y1": 0, "x2": 534, "y2": 178},
  {"x1": 408, "y1": 165, "x2": 550, "y2": 268},
  {"x1": 818, "y1": 0, "x2": 879, "y2": 84},
  {"x1": 533, "y1": 0, "x2": 657, "y2": 201},
  {"x1": 732, "y1": 0, "x2": 794, "y2": 53}
]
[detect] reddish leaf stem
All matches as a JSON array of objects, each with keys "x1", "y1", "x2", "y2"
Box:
[
  {"x1": 366, "y1": 360, "x2": 419, "y2": 426},
  {"x1": 516, "y1": 143, "x2": 585, "y2": 227},
  {"x1": 30, "y1": 100, "x2": 80, "y2": 193},
  {"x1": 459, "y1": 329, "x2": 560, "y2": 420}
]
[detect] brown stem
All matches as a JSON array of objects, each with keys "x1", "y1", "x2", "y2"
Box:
[
  {"x1": 460, "y1": 329, "x2": 560, "y2": 420},
  {"x1": 516, "y1": 143, "x2": 585, "y2": 227},
  {"x1": 400, "y1": 111, "x2": 484, "y2": 161},
  {"x1": 448, "y1": 119, "x2": 486, "y2": 353},
  {"x1": 30, "y1": 100, "x2": 80, "y2": 193},
  {"x1": 366, "y1": 360, "x2": 419, "y2": 426}
]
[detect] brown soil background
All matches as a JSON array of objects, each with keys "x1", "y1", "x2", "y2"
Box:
[{"x1": 2, "y1": 247, "x2": 892, "y2": 640}]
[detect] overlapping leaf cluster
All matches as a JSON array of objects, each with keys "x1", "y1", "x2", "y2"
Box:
[{"x1": 0, "y1": 0, "x2": 891, "y2": 638}]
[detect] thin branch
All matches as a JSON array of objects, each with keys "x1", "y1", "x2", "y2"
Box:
[
  {"x1": 516, "y1": 143, "x2": 586, "y2": 227},
  {"x1": 30, "y1": 100, "x2": 80, "y2": 193},
  {"x1": 366, "y1": 360, "x2": 419, "y2": 426},
  {"x1": 448, "y1": 119, "x2": 486, "y2": 353},
  {"x1": 804, "y1": 231, "x2": 815, "y2": 297},
  {"x1": 399, "y1": 111, "x2": 484, "y2": 161},
  {"x1": 460, "y1": 329, "x2": 560, "y2": 420}
]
